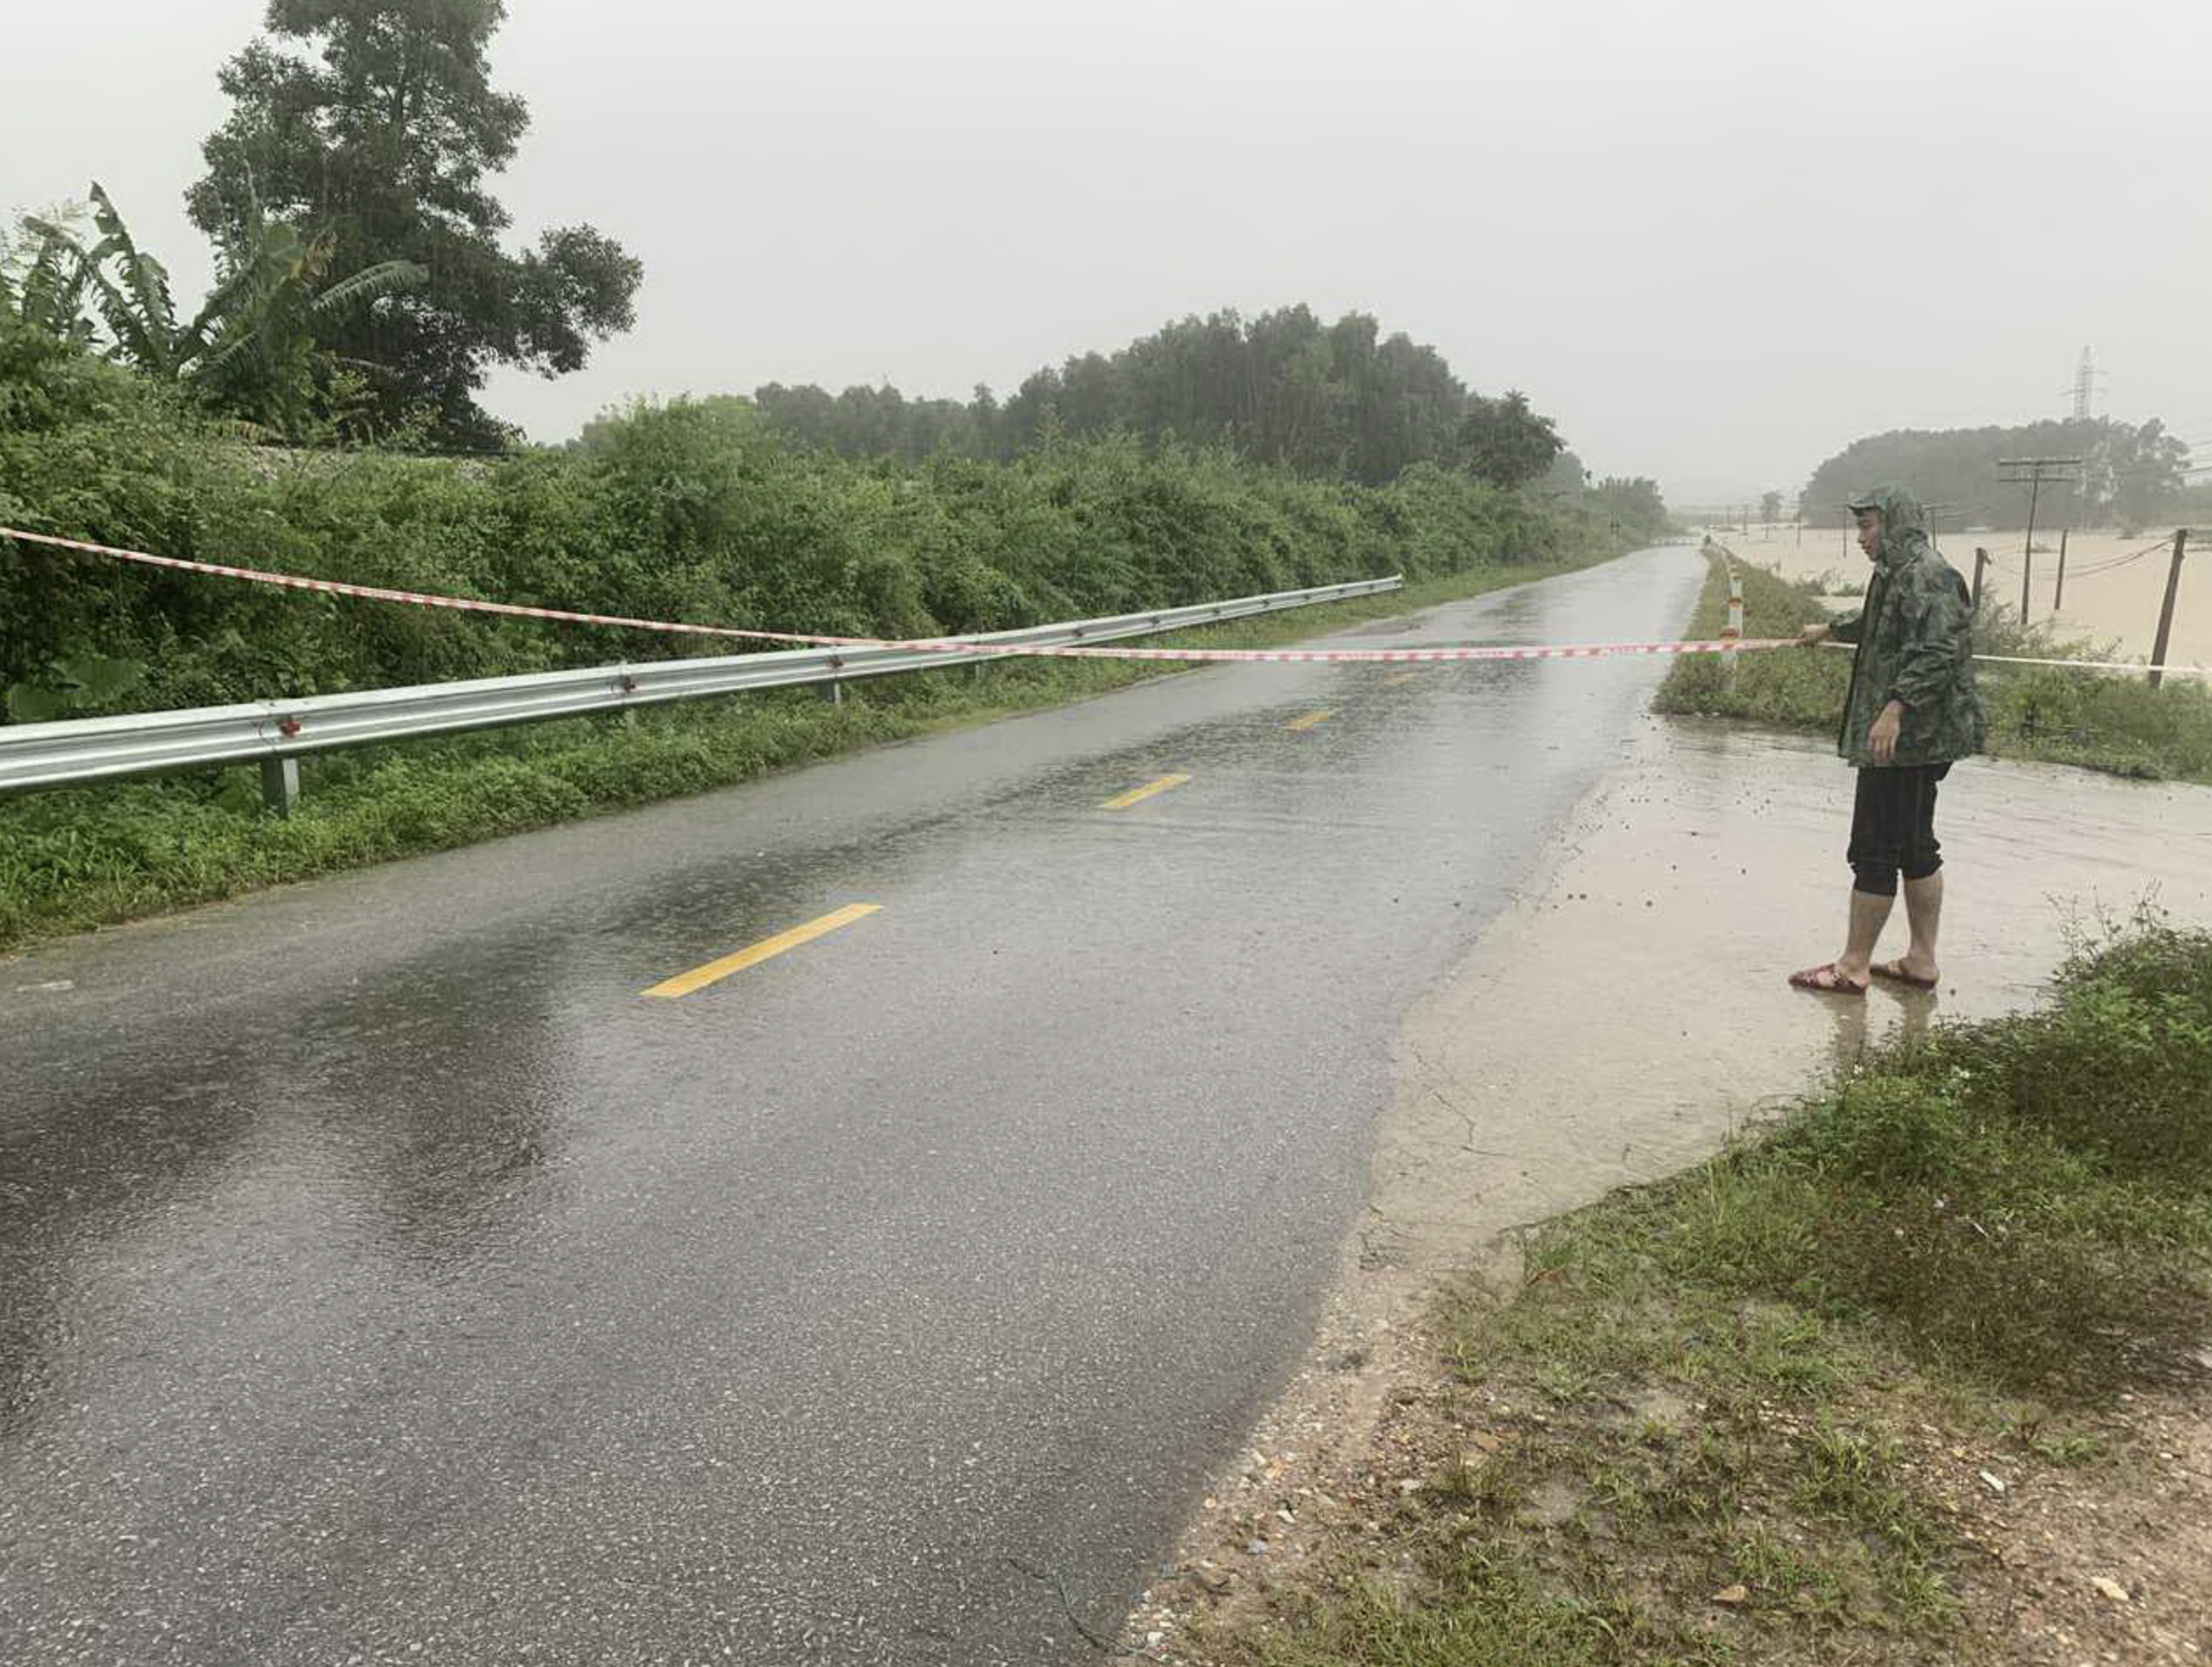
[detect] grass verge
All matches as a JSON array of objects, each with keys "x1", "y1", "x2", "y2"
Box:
[
  {"x1": 1194, "y1": 924, "x2": 2212, "y2": 1664},
  {"x1": 0, "y1": 555, "x2": 1601, "y2": 953},
  {"x1": 1654, "y1": 551, "x2": 2212, "y2": 784}
]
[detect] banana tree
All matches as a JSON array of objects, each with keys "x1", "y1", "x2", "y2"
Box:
[
  {"x1": 193, "y1": 201, "x2": 429, "y2": 437},
  {"x1": 18, "y1": 183, "x2": 425, "y2": 435},
  {"x1": 1, "y1": 214, "x2": 102, "y2": 345}
]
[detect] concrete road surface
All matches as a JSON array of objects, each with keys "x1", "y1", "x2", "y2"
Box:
[{"x1": 1, "y1": 547, "x2": 1703, "y2": 1664}]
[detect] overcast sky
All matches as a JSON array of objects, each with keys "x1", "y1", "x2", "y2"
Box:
[{"x1": 6, "y1": 0, "x2": 2207, "y2": 504}]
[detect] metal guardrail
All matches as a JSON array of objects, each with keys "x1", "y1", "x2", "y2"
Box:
[{"x1": 0, "y1": 577, "x2": 1402, "y2": 812}]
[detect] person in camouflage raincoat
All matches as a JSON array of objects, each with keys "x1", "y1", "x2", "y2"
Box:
[{"x1": 1788, "y1": 485, "x2": 1984, "y2": 996}]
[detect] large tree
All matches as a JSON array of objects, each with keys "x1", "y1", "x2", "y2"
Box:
[
  {"x1": 1457, "y1": 390, "x2": 1563, "y2": 489},
  {"x1": 187, "y1": 0, "x2": 642, "y2": 447}
]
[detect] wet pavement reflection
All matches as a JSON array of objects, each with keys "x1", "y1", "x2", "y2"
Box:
[{"x1": 1, "y1": 551, "x2": 1708, "y2": 1664}]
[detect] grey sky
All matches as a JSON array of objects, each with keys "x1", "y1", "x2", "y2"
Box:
[{"x1": 6, "y1": 0, "x2": 2207, "y2": 504}]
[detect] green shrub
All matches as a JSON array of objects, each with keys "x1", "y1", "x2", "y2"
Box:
[
  {"x1": 1650, "y1": 925, "x2": 2212, "y2": 1396},
  {"x1": 3, "y1": 358, "x2": 1631, "y2": 717}
]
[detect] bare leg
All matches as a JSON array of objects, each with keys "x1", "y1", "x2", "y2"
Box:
[
  {"x1": 1835, "y1": 888, "x2": 1893, "y2": 984},
  {"x1": 1897, "y1": 871, "x2": 1942, "y2": 980}
]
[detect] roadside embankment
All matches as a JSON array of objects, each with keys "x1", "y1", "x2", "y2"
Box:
[
  {"x1": 4, "y1": 362, "x2": 1661, "y2": 950},
  {"x1": 1125, "y1": 718, "x2": 2212, "y2": 1665}
]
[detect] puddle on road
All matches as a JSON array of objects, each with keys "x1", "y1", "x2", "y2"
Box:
[{"x1": 1374, "y1": 716, "x2": 2212, "y2": 1273}]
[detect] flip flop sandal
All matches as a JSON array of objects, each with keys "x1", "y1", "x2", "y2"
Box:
[
  {"x1": 1788, "y1": 961, "x2": 1868, "y2": 996},
  {"x1": 1870, "y1": 960, "x2": 1939, "y2": 989}
]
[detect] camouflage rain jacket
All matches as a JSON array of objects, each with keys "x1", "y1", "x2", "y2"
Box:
[{"x1": 1829, "y1": 486, "x2": 1986, "y2": 768}]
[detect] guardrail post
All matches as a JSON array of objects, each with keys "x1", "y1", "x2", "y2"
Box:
[
  {"x1": 1716, "y1": 544, "x2": 1743, "y2": 685},
  {"x1": 260, "y1": 756, "x2": 300, "y2": 817}
]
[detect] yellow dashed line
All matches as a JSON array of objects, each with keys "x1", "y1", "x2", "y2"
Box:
[
  {"x1": 1284, "y1": 708, "x2": 1337, "y2": 733},
  {"x1": 1101, "y1": 772, "x2": 1192, "y2": 811},
  {"x1": 643, "y1": 904, "x2": 882, "y2": 998}
]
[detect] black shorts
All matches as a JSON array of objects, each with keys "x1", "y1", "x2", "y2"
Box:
[{"x1": 1848, "y1": 764, "x2": 1949, "y2": 897}]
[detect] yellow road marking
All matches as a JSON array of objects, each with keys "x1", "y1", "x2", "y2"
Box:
[
  {"x1": 1384, "y1": 672, "x2": 1418, "y2": 686},
  {"x1": 643, "y1": 904, "x2": 882, "y2": 998},
  {"x1": 1284, "y1": 707, "x2": 1337, "y2": 733},
  {"x1": 1101, "y1": 772, "x2": 1192, "y2": 811}
]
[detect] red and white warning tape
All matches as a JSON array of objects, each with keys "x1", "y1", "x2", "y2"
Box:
[
  {"x1": 0, "y1": 524, "x2": 1788, "y2": 665},
  {"x1": 1892, "y1": 648, "x2": 2212, "y2": 679},
  {"x1": 0, "y1": 525, "x2": 807, "y2": 645},
  {"x1": 4, "y1": 524, "x2": 2201, "y2": 676},
  {"x1": 928, "y1": 635, "x2": 1796, "y2": 665}
]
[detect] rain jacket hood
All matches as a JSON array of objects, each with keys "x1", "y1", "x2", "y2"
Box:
[
  {"x1": 1862, "y1": 485, "x2": 1930, "y2": 572},
  {"x1": 1830, "y1": 485, "x2": 1985, "y2": 768}
]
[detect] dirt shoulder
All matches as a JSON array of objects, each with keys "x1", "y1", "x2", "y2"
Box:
[{"x1": 1121, "y1": 718, "x2": 2212, "y2": 1664}]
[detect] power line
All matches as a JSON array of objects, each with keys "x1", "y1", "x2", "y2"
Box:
[
  {"x1": 2065, "y1": 537, "x2": 2175, "y2": 579},
  {"x1": 1995, "y1": 457, "x2": 2084, "y2": 623}
]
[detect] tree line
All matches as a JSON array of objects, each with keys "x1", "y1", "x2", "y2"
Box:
[
  {"x1": 0, "y1": 340, "x2": 1645, "y2": 721},
  {"x1": 1798, "y1": 417, "x2": 2194, "y2": 531},
  {"x1": 4, "y1": 0, "x2": 1671, "y2": 559},
  {"x1": 748, "y1": 305, "x2": 1579, "y2": 491}
]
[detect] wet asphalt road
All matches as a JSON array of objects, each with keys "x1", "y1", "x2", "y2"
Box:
[{"x1": 1, "y1": 547, "x2": 1703, "y2": 1665}]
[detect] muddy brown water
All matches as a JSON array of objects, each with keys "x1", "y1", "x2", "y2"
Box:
[
  {"x1": 1731, "y1": 524, "x2": 2208, "y2": 670},
  {"x1": 1377, "y1": 714, "x2": 2212, "y2": 1271}
]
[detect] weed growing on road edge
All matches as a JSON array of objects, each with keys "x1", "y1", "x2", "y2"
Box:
[
  {"x1": 1194, "y1": 925, "x2": 2212, "y2": 1665},
  {"x1": 1655, "y1": 552, "x2": 2212, "y2": 784}
]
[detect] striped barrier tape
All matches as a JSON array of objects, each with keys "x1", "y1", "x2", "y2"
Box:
[
  {"x1": 0, "y1": 524, "x2": 1790, "y2": 665},
  {"x1": 0, "y1": 525, "x2": 815, "y2": 647},
  {"x1": 4, "y1": 524, "x2": 2202, "y2": 677},
  {"x1": 904, "y1": 635, "x2": 1801, "y2": 665},
  {"x1": 1825, "y1": 643, "x2": 2212, "y2": 679}
]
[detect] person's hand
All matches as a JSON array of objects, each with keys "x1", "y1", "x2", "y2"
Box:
[
  {"x1": 1796, "y1": 622, "x2": 1832, "y2": 648},
  {"x1": 1869, "y1": 700, "x2": 1904, "y2": 764}
]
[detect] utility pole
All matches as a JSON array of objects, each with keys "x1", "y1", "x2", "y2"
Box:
[
  {"x1": 1923, "y1": 501, "x2": 1959, "y2": 558},
  {"x1": 2149, "y1": 529, "x2": 2189, "y2": 692},
  {"x1": 1997, "y1": 456, "x2": 2083, "y2": 622},
  {"x1": 1972, "y1": 547, "x2": 1990, "y2": 613}
]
